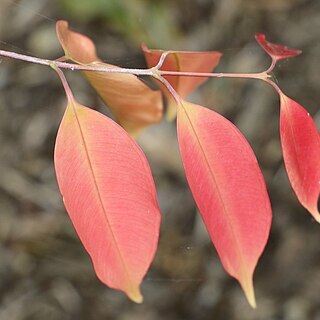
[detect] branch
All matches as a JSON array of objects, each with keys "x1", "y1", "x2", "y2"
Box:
[
  {"x1": 0, "y1": 49, "x2": 152, "y2": 76},
  {"x1": 0, "y1": 48, "x2": 272, "y2": 81}
]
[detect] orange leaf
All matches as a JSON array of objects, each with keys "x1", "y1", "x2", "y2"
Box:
[
  {"x1": 280, "y1": 93, "x2": 320, "y2": 221},
  {"x1": 177, "y1": 101, "x2": 272, "y2": 308},
  {"x1": 56, "y1": 20, "x2": 163, "y2": 137},
  {"x1": 54, "y1": 97, "x2": 161, "y2": 302},
  {"x1": 142, "y1": 44, "x2": 221, "y2": 119}
]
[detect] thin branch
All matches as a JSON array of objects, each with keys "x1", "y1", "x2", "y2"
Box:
[
  {"x1": 260, "y1": 77, "x2": 282, "y2": 95},
  {"x1": 158, "y1": 70, "x2": 270, "y2": 80},
  {"x1": 52, "y1": 66, "x2": 74, "y2": 102},
  {"x1": 0, "y1": 48, "x2": 271, "y2": 81},
  {"x1": 265, "y1": 58, "x2": 277, "y2": 74},
  {"x1": 154, "y1": 51, "x2": 171, "y2": 70},
  {"x1": 0, "y1": 49, "x2": 153, "y2": 76},
  {"x1": 155, "y1": 73, "x2": 183, "y2": 108}
]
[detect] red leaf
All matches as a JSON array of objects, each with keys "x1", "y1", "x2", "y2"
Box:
[
  {"x1": 54, "y1": 97, "x2": 161, "y2": 302},
  {"x1": 142, "y1": 44, "x2": 221, "y2": 119},
  {"x1": 255, "y1": 34, "x2": 302, "y2": 61},
  {"x1": 56, "y1": 20, "x2": 163, "y2": 137},
  {"x1": 280, "y1": 93, "x2": 320, "y2": 221},
  {"x1": 177, "y1": 101, "x2": 272, "y2": 307}
]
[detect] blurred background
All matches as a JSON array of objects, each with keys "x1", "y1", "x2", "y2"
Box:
[{"x1": 0, "y1": 0, "x2": 319, "y2": 319}]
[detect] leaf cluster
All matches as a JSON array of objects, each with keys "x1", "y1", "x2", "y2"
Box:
[{"x1": 1, "y1": 21, "x2": 319, "y2": 308}]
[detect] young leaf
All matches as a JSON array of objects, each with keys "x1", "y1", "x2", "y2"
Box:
[
  {"x1": 255, "y1": 34, "x2": 302, "y2": 61},
  {"x1": 54, "y1": 96, "x2": 161, "y2": 302},
  {"x1": 280, "y1": 93, "x2": 320, "y2": 221},
  {"x1": 142, "y1": 44, "x2": 221, "y2": 119},
  {"x1": 177, "y1": 101, "x2": 272, "y2": 308},
  {"x1": 56, "y1": 20, "x2": 163, "y2": 137}
]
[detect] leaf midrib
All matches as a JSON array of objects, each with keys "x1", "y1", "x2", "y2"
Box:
[
  {"x1": 70, "y1": 102, "x2": 133, "y2": 287},
  {"x1": 181, "y1": 105, "x2": 248, "y2": 279}
]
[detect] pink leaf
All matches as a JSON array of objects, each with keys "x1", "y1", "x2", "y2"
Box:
[
  {"x1": 142, "y1": 44, "x2": 221, "y2": 119},
  {"x1": 54, "y1": 97, "x2": 161, "y2": 302},
  {"x1": 177, "y1": 101, "x2": 272, "y2": 308},
  {"x1": 280, "y1": 93, "x2": 320, "y2": 221},
  {"x1": 255, "y1": 34, "x2": 302, "y2": 61}
]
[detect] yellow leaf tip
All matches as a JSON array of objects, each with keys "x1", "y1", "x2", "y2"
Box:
[
  {"x1": 240, "y1": 275, "x2": 256, "y2": 309},
  {"x1": 247, "y1": 291, "x2": 257, "y2": 309},
  {"x1": 127, "y1": 287, "x2": 143, "y2": 304},
  {"x1": 310, "y1": 204, "x2": 320, "y2": 223},
  {"x1": 313, "y1": 212, "x2": 320, "y2": 224}
]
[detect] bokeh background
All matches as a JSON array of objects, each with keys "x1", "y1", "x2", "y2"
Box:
[{"x1": 0, "y1": 0, "x2": 319, "y2": 319}]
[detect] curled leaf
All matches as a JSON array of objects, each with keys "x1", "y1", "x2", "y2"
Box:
[
  {"x1": 142, "y1": 44, "x2": 221, "y2": 119},
  {"x1": 280, "y1": 93, "x2": 320, "y2": 221},
  {"x1": 255, "y1": 33, "x2": 302, "y2": 61},
  {"x1": 177, "y1": 101, "x2": 272, "y2": 308},
  {"x1": 56, "y1": 20, "x2": 163, "y2": 137},
  {"x1": 54, "y1": 96, "x2": 161, "y2": 302}
]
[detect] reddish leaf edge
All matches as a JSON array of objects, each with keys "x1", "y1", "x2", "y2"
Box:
[
  {"x1": 279, "y1": 92, "x2": 320, "y2": 222},
  {"x1": 255, "y1": 34, "x2": 319, "y2": 221}
]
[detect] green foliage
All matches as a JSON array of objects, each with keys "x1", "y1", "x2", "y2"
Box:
[{"x1": 58, "y1": 0, "x2": 179, "y2": 47}]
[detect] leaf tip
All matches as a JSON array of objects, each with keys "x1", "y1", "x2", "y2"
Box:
[
  {"x1": 240, "y1": 276, "x2": 256, "y2": 309},
  {"x1": 126, "y1": 286, "x2": 143, "y2": 304},
  {"x1": 311, "y1": 206, "x2": 320, "y2": 224}
]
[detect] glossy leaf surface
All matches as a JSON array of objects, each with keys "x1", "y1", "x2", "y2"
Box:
[
  {"x1": 54, "y1": 97, "x2": 161, "y2": 302},
  {"x1": 142, "y1": 44, "x2": 221, "y2": 119},
  {"x1": 177, "y1": 101, "x2": 272, "y2": 307},
  {"x1": 56, "y1": 20, "x2": 163, "y2": 136},
  {"x1": 280, "y1": 93, "x2": 320, "y2": 221},
  {"x1": 255, "y1": 34, "x2": 302, "y2": 61}
]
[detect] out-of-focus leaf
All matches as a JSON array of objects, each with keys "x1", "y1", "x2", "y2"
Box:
[
  {"x1": 255, "y1": 34, "x2": 302, "y2": 61},
  {"x1": 142, "y1": 44, "x2": 221, "y2": 119},
  {"x1": 56, "y1": 20, "x2": 163, "y2": 137},
  {"x1": 177, "y1": 101, "x2": 272, "y2": 308},
  {"x1": 54, "y1": 96, "x2": 161, "y2": 302},
  {"x1": 58, "y1": 0, "x2": 180, "y2": 47}
]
